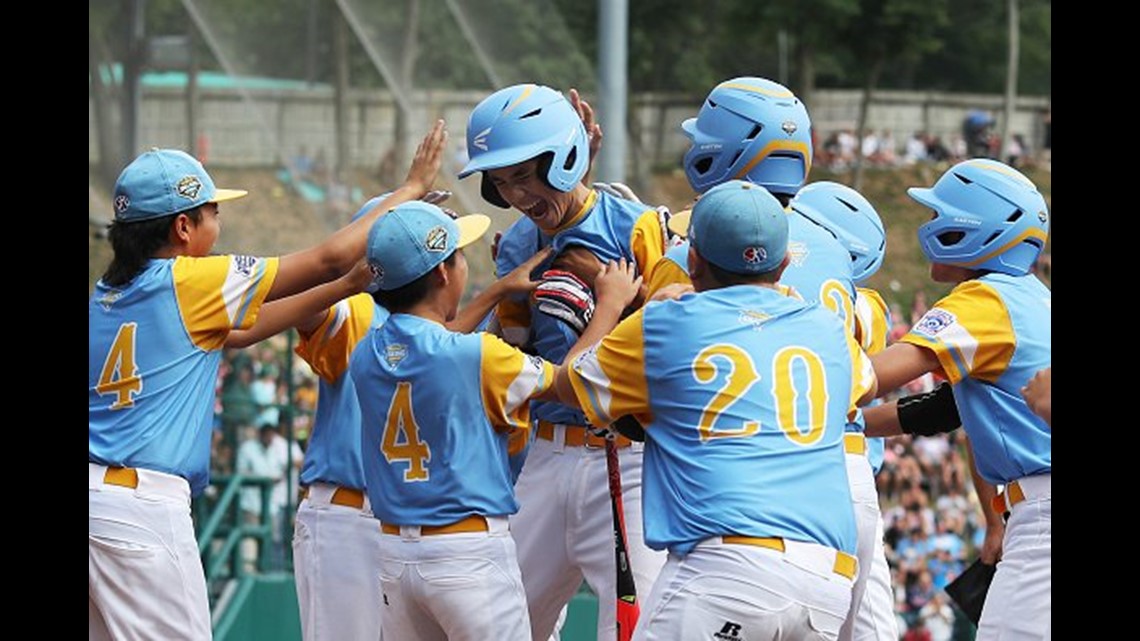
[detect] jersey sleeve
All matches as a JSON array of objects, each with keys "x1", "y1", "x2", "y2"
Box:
[
  {"x1": 845, "y1": 329, "x2": 878, "y2": 412},
  {"x1": 294, "y1": 293, "x2": 375, "y2": 383},
  {"x1": 900, "y1": 280, "x2": 1014, "y2": 384},
  {"x1": 479, "y1": 333, "x2": 556, "y2": 433},
  {"x1": 566, "y1": 309, "x2": 652, "y2": 429},
  {"x1": 644, "y1": 256, "x2": 691, "y2": 299},
  {"x1": 630, "y1": 209, "x2": 668, "y2": 278},
  {"x1": 172, "y1": 254, "x2": 280, "y2": 351},
  {"x1": 854, "y1": 287, "x2": 891, "y2": 355}
]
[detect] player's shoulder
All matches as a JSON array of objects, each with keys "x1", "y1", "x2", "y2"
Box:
[{"x1": 594, "y1": 188, "x2": 656, "y2": 219}]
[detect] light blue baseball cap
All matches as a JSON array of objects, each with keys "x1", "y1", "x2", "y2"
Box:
[
  {"x1": 366, "y1": 201, "x2": 491, "y2": 290},
  {"x1": 688, "y1": 179, "x2": 788, "y2": 274},
  {"x1": 112, "y1": 148, "x2": 247, "y2": 222}
]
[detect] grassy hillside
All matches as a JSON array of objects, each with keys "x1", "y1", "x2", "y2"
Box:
[{"x1": 90, "y1": 162, "x2": 1051, "y2": 316}]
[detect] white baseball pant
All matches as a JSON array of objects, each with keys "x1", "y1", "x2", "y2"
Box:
[
  {"x1": 839, "y1": 435, "x2": 887, "y2": 641},
  {"x1": 88, "y1": 463, "x2": 212, "y2": 641},
  {"x1": 977, "y1": 473, "x2": 1051, "y2": 641},
  {"x1": 511, "y1": 426, "x2": 666, "y2": 641},
  {"x1": 633, "y1": 536, "x2": 856, "y2": 641},
  {"x1": 293, "y1": 483, "x2": 384, "y2": 641},
  {"x1": 376, "y1": 515, "x2": 530, "y2": 641}
]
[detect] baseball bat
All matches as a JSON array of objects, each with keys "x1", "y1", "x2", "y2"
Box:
[{"x1": 604, "y1": 438, "x2": 639, "y2": 641}]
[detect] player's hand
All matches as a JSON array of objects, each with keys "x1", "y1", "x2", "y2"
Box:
[
  {"x1": 979, "y1": 520, "x2": 1005, "y2": 565},
  {"x1": 649, "y1": 282, "x2": 694, "y2": 302},
  {"x1": 593, "y1": 258, "x2": 643, "y2": 312},
  {"x1": 403, "y1": 119, "x2": 447, "y2": 197},
  {"x1": 593, "y1": 182, "x2": 643, "y2": 204},
  {"x1": 333, "y1": 258, "x2": 376, "y2": 294},
  {"x1": 1020, "y1": 366, "x2": 1051, "y2": 427},
  {"x1": 498, "y1": 247, "x2": 555, "y2": 296},
  {"x1": 421, "y1": 190, "x2": 452, "y2": 206},
  {"x1": 570, "y1": 88, "x2": 603, "y2": 183}
]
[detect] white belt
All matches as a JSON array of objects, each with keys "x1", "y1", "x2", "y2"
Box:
[{"x1": 88, "y1": 462, "x2": 190, "y2": 503}]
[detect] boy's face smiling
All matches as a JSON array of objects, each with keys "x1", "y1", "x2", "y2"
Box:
[{"x1": 486, "y1": 159, "x2": 578, "y2": 232}]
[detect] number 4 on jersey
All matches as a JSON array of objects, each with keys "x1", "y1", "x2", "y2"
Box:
[
  {"x1": 97, "y1": 322, "x2": 142, "y2": 410},
  {"x1": 382, "y1": 382, "x2": 431, "y2": 482}
]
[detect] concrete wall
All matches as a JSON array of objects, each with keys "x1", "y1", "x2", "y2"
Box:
[{"x1": 90, "y1": 87, "x2": 1050, "y2": 171}]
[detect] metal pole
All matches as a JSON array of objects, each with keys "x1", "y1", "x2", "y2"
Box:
[
  {"x1": 123, "y1": 0, "x2": 146, "y2": 162},
  {"x1": 597, "y1": 0, "x2": 628, "y2": 183}
]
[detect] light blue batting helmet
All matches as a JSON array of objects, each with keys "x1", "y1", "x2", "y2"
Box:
[
  {"x1": 681, "y1": 77, "x2": 813, "y2": 197},
  {"x1": 909, "y1": 159, "x2": 1048, "y2": 276},
  {"x1": 791, "y1": 181, "x2": 886, "y2": 284},
  {"x1": 459, "y1": 84, "x2": 589, "y2": 207}
]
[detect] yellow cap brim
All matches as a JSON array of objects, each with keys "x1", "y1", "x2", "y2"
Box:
[
  {"x1": 667, "y1": 209, "x2": 692, "y2": 238},
  {"x1": 210, "y1": 188, "x2": 249, "y2": 204},
  {"x1": 455, "y1": 214, "x2": 492, "y2": 249}
]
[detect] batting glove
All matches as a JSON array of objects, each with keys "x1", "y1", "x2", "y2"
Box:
[{"x1": 533, "y1": 269, "x2": 595, "y2": 336}]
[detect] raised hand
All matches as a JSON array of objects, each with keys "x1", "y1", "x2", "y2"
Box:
[{"x1": 404, "y1": 119, "x2": 448, "y2": 198}]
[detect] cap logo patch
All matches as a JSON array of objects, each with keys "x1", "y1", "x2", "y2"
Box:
[
  {"x1": 176, "y1": 175, "x2": 203, "y2": 200},
  {"x1": 913, "y1": 309, "x2": 956, "y2": 337},
  {"x1": 385, "y1": 344, "x2": 408, "y2": 368},
  {"x1": 781, "y1": 120, "x2": 798, "y2": 135},
  {"x1": 742, "y1": 246, "x2": 767, "y2": 264},
  {"x1": 114, "y1": 194, "x2": 130, "y2": 213},
  {"x1": 424, "y1": 226, "x2": 449, "y2": 252},
  {"x1": 368, "y1": 260, "x2": 384, "y2": 283}
]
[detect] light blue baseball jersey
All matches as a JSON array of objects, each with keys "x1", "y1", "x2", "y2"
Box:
[
  {"x1": 901, "y1": 273, "x2": 1050, "y2": 485},
  {"x1": 782, "y1": 208, "x2": 859, "y2": 333},
  {"x1": 494, "y1": 189, "x2": 667, "y2": 427},
  {"x1": 350, "y1": 314, "x2": 555, "y2": 526},
  {"x1": 568, "y1": 285, "x2": 877, "y2": 556},
  {"x1": 90, "y1": 255, "x2": 279, "y2": 496},
  {"x1": 294, "y1": 293, "x2": 389, "y2": 490}
]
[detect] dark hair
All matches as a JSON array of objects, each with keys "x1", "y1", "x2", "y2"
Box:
[
  {"x1": 101, "y1": 207, "x2": 203, "y2": 287},
  {"x1": 371, "y1": 251, "x2": 458, "y2": 312},
  {"x1": 704, "y1": 256, "x2": 781, "y2": 287}
]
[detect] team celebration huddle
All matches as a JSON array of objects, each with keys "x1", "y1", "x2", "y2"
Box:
[{"x1": 89, "y1": 77, "x2": 1051, "y2": 641}]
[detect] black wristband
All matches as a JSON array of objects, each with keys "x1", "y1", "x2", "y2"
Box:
[{"x1": 897, "y1": 382, "x2": 961, "y2": 437}]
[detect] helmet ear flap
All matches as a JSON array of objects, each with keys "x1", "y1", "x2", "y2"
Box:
[{"x1": 480, "y1": 174, "x2": 509, "y2": 208}]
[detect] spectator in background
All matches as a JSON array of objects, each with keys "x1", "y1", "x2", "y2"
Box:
[
  {"x1": 237, "y1": 424, "x2": 286, "y2": 572},
  {"x1": 904, "y1": 131, "x2": 929, "y2": 166},
  {"x1": 919, "y1": 592, "x2": 955, "y2": 641},
  {"x1": 250, "y1": 364, "x2": 280, "y2": 429}
]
